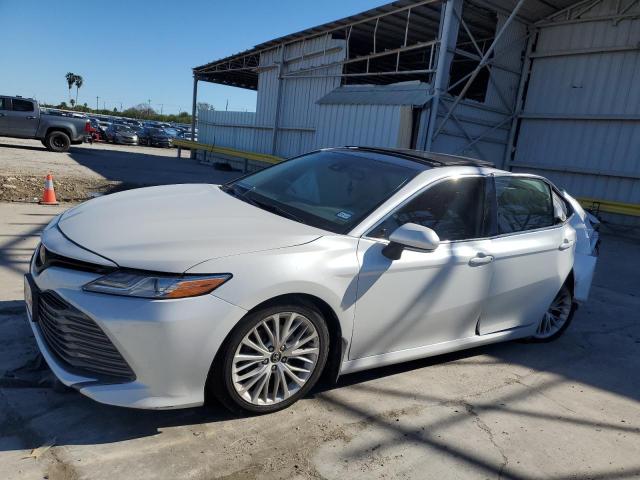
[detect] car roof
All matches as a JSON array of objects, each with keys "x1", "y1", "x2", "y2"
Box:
[{"x1": 331, "y1": 146, "x2": 495, "y2": 168}]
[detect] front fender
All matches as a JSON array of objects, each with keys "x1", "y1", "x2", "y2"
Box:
[{"x1": 186, "y1": 236, "x2": 360, "y2": 348}]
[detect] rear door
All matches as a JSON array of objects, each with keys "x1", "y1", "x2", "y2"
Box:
[
  {"x1": 478, "y1": 175, "x2": 575, "y2": 335},
  {"x1": 6, "y1": 98, "x2": 39, "y2": 137},
  {"x1": 0, "y1": 97, "x2": 10, "y2": 135}
]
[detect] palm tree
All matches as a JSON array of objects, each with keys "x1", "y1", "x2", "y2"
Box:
[
  {"x1": 65, "y1": 72, "x2": 76, "y2": 103},
  {"x1": 70, "y1": 99, "x2": 76, "y2": 109},
  {"x1": 74, "y1": 75, "x2": 83, "y2": 108}
]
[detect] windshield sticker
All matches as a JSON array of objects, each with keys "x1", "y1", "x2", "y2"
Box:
[{"x1": 336, "y1": 211, "x2": 353, "y2": 221}]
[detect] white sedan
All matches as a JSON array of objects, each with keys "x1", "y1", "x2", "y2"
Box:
[{"x1": 24, "y1": 147, "x2": 599, "y2": 413}]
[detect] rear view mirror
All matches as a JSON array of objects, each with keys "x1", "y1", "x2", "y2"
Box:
[{"x1": 383, "y1": 223, "x2": 440, "y2": 260}]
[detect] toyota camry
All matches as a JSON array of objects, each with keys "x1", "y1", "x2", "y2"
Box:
[{"x1": 24, "y1": 147, "x2": 599, "y2": 413}]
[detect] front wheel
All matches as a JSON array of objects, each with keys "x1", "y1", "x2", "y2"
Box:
[
  {"x1": 209, "y1": 303, "x2": 329, "y2": 414},
  {"x1": 530, "y1": 284, "x2": 575, "y2": 342}
]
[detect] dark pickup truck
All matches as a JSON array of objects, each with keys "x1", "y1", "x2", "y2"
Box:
[{"x1": 0, "y1": 95, "x2": 90, "y2": 152}]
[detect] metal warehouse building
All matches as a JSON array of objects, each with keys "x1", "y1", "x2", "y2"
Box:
[{"x1": 191, "y1": 0, "x2": 640, "y2": 228}]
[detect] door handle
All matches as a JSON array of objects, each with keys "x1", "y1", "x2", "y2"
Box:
[
  {"x1": 559, "y1": 239, "x2": 575, "y2": 250},
  {"x1": 26, "y1": 116, "x2": 36, "y2": 120},
  {"x1": 469, "y1": 253, "x2": 494, "y2": 266}
]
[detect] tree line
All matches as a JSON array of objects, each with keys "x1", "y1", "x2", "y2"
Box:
[{"x1": 55, "y1": 72, "x2": 191, "y2": 124}]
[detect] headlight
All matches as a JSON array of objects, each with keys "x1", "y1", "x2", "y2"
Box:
[{"x1": 83, "y1": 271, "x2": 231, "y2": 299}]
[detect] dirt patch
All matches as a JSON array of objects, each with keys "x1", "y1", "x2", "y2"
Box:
[{"x1": 0, "y1": 174, "x2": 142, "y2": 203}]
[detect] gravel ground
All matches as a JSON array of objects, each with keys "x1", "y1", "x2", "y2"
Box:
[{"x1": 0, "y1": 137, "x2": 241, "y2": 202}]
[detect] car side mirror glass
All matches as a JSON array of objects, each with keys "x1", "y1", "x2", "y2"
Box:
[{"x1": 383, "y1": 223, "x2": 440, "y2": 260}]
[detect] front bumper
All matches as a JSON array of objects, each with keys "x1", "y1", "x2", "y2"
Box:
[
  {"x1": 26, "y1": 252, "x2": 247, "y2": 409},
  {"x1": 116, "y1": 137, "x2": 138, "y2": 145}
]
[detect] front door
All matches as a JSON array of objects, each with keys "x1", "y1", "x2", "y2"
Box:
[
  {"x1": 7, "y1": 98, "x2": 38, "y2": 137},
  {"x1": 478, "y1": 175, "x2": 575, "y2": 335},
  {"x1": 349, "y1": 175, "x2": 495, "y2": 360}
]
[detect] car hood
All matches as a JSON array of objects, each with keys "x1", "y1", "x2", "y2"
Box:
[{"x1": 57, "y1": 184, "x2": 325, "y2": 273}]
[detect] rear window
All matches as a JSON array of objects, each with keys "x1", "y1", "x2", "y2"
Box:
[
  {"x1": 495, "y1": 176, "x2": 554, "y2": 234},
  {"x1": 12, "y1": 99, "x2": 34, "y2": 112}
]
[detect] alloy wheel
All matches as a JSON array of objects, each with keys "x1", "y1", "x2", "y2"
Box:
[
  {"x1": 231, "y1": 311, "x2": 320, "y2": 406},
  {"x1": 534, "y1": 286, "x2": 572, "y2": 339}
]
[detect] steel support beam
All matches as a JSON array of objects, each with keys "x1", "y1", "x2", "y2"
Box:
[
  {"x1": 271, "y1": 45, "x2": 285, "y2": 155},
  {"x1": 190, "y1": 75, "x2": 199, "y2": 159},
  {"x1": 503, "y1": 28, "x2": 535, "y2": 170},
  {"x1": 432, "y1": 0, "x2": 527, "y2": 143},
  {"x1": 424, "y1": 0, "x2": 463, "y2": 150},
  {"x1": 530, "y1": 44, "x2": 640, "y2": 58}
]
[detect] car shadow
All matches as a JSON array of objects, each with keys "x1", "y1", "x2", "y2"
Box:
[{"x1": 65, "y1": 144, "x2": 242, "y2": 187}]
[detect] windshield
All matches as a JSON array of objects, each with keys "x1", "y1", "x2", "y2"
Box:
[
  {"x1": 222, "y1": 150, "x2": 424, "y2": 234},
  {"x1": 115, "y1": 125, "x2": 133, "y2": 132}
]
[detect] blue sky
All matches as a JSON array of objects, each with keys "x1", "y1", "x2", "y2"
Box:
[{"x1": 0, "y1": 0, "x2": 389, "y2": 114}]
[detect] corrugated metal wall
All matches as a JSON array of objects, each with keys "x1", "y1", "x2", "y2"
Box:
[
  {"x1": 314, "y1": 104, "x2": 408, "y2": 149},
  {"x1": 199, "y1": 35, "x2": 345, "y2": 158},
  {"x1": 198, "y1": 33, "x2": 410, "y2": 158},
  {"x1": 512, "y1": 0, "x2": 640, "y2": 223}
]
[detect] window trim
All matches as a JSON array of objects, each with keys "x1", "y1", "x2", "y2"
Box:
[
  {"x1": 362, "y1": 173, "x2": 491, "y2": 245},
  {"x1": 489, "y1": 173, "x2": 574, "y2": 240},
  {"x1": 361, "y1": 172, "x2": 575, "y2": 246}
]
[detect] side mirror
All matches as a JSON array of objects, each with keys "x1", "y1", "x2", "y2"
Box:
[{"x1": 382, "y1": 223, "x2": 440, "y2": 260}]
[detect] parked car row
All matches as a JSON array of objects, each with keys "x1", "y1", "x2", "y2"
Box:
[{"x1": 90, "y1": 115, "x2": 197, "y2": 148}]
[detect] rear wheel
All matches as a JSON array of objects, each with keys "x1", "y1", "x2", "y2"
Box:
[
  {"x1": 531, "y1": 284, "x2": 575, "y2": 342},
  {"x1": 44, "y1": 131, "x2": 70, "y2": 152},
  {"x1": 210, "y1": 302, "x2": 329, "y2": 414}
]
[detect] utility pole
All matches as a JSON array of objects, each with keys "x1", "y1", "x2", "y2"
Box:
[{"x1": 96, "y1": 96, "x2": 99, "y2": 111}]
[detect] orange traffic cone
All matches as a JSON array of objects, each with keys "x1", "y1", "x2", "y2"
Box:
[{"x1": 40, "y1": 173, "x2": 59, "y2": 205}]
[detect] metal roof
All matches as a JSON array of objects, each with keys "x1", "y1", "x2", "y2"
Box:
[
  {"x1": 317, "y1": 81, "x2": 432, "y2": 106},
  {"x1": 193, "y1": 0, "x2": 584, "y2": 89}
]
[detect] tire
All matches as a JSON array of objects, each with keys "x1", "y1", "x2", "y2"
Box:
[
  {"x1": 209, "y1": 302, "x2": 330, "y2": 415},
  {"x1": 44, "y1": 131, "x2": 71, "y2": 152},
  {"x1": 529, "y1": 284, "x2": 576, "y2": 342}
]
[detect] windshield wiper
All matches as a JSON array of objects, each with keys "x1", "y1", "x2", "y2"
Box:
[
  {"x1": 247, "y1": 196, "x2": 306, "y2": 225},
  {"x1": 221, "y1": 185, "x2": 306, "y2": 224}
]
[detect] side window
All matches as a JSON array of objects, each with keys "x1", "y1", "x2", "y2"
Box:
[
  {"x1": 368, "y1": 177, "x2": 486, "y2": 242},
  {"x1": 12, "y1": 99, "x2": 35, "y2": 112},
  {"x1": 0, "y1": 98, "x2": 7, "y2": 110},
  {"x1": 495, "y1": 177, "x2": 554, "y2": 234}
]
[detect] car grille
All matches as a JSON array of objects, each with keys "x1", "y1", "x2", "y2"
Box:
[{"x1": 37, "y1": 291, "x2": 135, "y2": 381}]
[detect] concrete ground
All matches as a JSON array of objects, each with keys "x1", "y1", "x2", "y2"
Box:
[{"x1": 0, "y1": 199, "x2": 639, "y2": 480}]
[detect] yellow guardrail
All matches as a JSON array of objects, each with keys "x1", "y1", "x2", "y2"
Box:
[
  {"x1": 577, "y1": 197, "x2": 640, "y2": 217},
  {"x1": 173, "y1": 139, "x2": 283, "y2": 165}
]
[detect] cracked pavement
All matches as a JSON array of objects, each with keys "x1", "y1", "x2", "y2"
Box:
[{"x1": 0, "y1": 200, "x2": 639, "y2": 480}]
